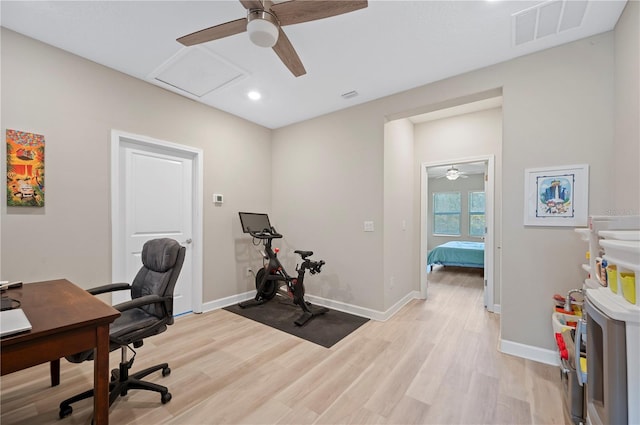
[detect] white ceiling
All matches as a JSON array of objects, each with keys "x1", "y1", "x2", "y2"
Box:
[{"x1": 0, "y1": 0, "x2": 627, "y2": 129}]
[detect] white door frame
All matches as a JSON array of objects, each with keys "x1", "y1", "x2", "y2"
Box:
[
  {"x1": 111, "y1": 129, "x2": 203, "y2": 313},
  {"x1": 420, "y1": 154, "x2": 495, "y2": 312}
]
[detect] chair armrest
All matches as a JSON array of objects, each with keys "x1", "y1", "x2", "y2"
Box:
[
  {"x1": 114, "y1": 294, "x2": 164, "y2": 312},
  {"x1": 87, "y1": 283, "x2": 131, "y2": 296}
]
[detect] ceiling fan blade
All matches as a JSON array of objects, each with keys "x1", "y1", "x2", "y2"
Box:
[
  {"x1": 272, "y1": 27, "x2": 306, "y2": 77},
  {"x1": 272, "y1": 0, "x2": 368, "y2": 26},
  {"x1": 239, "y1": 0, "x2": 268, "y2": 10},
  {"x1": 177, "y1": 18, "x2": 247, "y2": 46}
]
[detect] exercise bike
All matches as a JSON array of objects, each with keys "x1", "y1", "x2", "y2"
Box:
[{"x1": 238, "y1": 212, "x2": 329, "y2": 326}]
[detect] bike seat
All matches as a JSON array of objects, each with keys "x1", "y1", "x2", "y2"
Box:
[{"x1": 294, "y1": 250, "x2": 313, "y2": 259}]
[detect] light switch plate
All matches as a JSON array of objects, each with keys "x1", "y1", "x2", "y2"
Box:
[
  {"x1": 364, "y1": 220, "x2": 374, "y2": 232},
  {"x1": 213, "y1": 193, "x2": 223, "y2": 204}
]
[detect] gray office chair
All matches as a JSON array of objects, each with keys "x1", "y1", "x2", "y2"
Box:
[{"x1": 59, "y1": 238, "x2": 186, "y2": 419}]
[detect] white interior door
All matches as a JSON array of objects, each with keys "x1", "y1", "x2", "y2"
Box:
[
  {"x1": 483, "y1": 166, "x2": 489, "y2": 308},
  {"x1": 483, "y1": 157, "x2": 495, "y2": 312},
  {"x1": 112, "y1": 131, "x2": 202, "y2": 316}
]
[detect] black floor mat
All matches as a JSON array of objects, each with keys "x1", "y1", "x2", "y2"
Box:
[{"x1": 223, "y1": 298, "x2": 369, "y2": 348}]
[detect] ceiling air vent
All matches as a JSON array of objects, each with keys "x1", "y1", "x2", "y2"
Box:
[
  {"x1": 150, "y1": 47, "x2": 246, "y2": 98},
  {"x1": 341, "y1": 90, "x2": 359, "y2": 100},
  {"x1": 512, "y1": 0, "x2": 588, "y2": 46}
]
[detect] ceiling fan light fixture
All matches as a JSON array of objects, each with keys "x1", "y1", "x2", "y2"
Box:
[
  {"x1": 445, "y1": 167, "x2": 460, "y2": 180},
  {"x1": 247, "y1": 10, "x2": 279, "y2": 48}
]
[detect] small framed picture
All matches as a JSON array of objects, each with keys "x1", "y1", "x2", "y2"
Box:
[{"x1": 524, "y1": 164, "x2": 589, "y2": 227}]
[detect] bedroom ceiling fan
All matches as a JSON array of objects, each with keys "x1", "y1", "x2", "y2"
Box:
[
  {"x1": 439, "y1": 166, "x2": 469, "y2": 181},
  {"x1": 176, "y1": 0, "x2": 368, "y2": 77}
]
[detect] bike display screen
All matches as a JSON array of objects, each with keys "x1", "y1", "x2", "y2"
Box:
[{"x1": 239, "y1": 212, "x2": 271, "y2": 234}]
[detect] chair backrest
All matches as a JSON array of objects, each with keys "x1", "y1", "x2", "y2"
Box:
[{"x1": 131, "y1": 238, "x2": 186, "y2": 323}]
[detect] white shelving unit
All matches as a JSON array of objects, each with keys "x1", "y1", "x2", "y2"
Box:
[
  {"x1": 576, "y1": 216, "x2": 640, "y2": 288},
  {"x1": 574, "y1": 227, "x2": 599, "y2": 288},
  {"x1": 582, "y1": 216, "x2": 640, "y2": 425}
]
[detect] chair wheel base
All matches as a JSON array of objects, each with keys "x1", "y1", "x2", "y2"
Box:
[
  {"x1": 162, "y1": 366, "x2": 171, "y2": 377},
  {"x1": 161, "y1": 392, "x2": 172, "y2": 404}
]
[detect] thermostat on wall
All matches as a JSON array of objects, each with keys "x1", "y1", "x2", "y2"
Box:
[{"x1": 213, "y1": 193, "x2": 224, "y2": 204}]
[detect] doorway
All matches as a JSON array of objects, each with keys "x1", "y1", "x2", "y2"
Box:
[
  {"x1": 420, "y1": 156, "x2": 495, "y2": 312},
  {"x1": 111, "y1": 130, "x2": 203, "y2": 315}
]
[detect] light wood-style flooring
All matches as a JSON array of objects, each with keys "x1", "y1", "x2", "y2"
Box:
[{"x1": 1, "y1": 267, "x2": 566, "y2": 424}]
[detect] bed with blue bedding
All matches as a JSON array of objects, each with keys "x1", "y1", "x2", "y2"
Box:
[{"x1": 427, "y1": 241, "x2": 485, "y2": 270}]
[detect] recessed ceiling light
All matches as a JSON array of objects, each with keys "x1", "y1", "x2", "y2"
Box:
[{"x1": 247, "y1": 91, "x2": 261, "y2": 101}]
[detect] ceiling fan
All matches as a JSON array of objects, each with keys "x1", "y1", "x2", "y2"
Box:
[
  {"x1": 438, "y1": 166, "x2": 469, "y2": 181},
  {"x1": 176, "y1": 0, "x2": 368, "y2": 77}
]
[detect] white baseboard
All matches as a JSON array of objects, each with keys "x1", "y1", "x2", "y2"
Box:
[
  {"x1": 499, "y1": 338, "x2": 560, "y2": 366},
  {"x1": 200, "y1": 291, "x2": 255, "y2": 313},
  {"x1": 306, "y1": 290, "x2": 421, "y2": 321},
  {"x1": 492, "y1": 304, "x2": 501, "y2": 314},
  {"x1": 199, "y1": 289, "x2": 420, "y2": 322}
]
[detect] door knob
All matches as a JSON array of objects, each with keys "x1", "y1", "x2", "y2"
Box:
[{"x1": 182, "y1": 238, "x2": 192, "y2": 245}]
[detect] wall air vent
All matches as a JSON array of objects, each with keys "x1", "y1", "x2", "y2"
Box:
[{"x1": 512, "y1": 0, "x2": 588, "y2": 46}]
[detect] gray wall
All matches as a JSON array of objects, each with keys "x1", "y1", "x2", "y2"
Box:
[
  {"x1": 0, "y1": 28, "x2": 272, "y2": 302},
  {"x1": 614, "y1": 0, "x2": 640, "y2": 215},
  {"x1": 271, "y1": 105, "x2": 385, "y2": 311},
  {"x1": 384, "y1": 119, "x2": 415, "y2": 310}
]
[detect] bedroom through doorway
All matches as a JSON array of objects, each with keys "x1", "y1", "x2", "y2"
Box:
[
  {"x1": 412, "y1": 96, "x2": 502, "y2": 312},
  {"x1": 421, "y1": 158, "x2": 495, "y2": 312}
]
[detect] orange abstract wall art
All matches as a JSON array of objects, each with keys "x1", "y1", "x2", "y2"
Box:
[{"x1": 6, "y1": 129, "x2": 45, "y2": 207}]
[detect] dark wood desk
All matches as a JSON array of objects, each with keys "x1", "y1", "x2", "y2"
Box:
[{"x1": 1, "y1": 279, "x2": 120, "y2": 424}]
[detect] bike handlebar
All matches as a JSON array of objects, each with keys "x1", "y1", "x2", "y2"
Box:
[
  {"x1": 249, "y1": 227, "x2": 283, "y2": 240},
  {"x1": 300, "y1": 259, "x2": 324, "y2": 275},
  {"x1": 309, "y1": 260, "x2": 325, "y2": 275}
]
